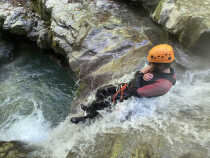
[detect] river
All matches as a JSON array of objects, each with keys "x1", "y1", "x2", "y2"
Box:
[
  {"x1": 38, "y1": 46, "x2": 210, "y2": 158},
  {"x1": 0, "y1": 42, "x2": 76, "y2": 143},
  {"x1": 0, "y1": 42, "x2": 210, "y2": 158}
]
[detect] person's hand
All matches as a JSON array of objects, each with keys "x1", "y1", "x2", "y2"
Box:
[
  {"x1": 143, "y1": 73, "x2": 154, "y2": 81},
  {"x1": 140, "y1": 65, "x2": 153, "y2": 74}
]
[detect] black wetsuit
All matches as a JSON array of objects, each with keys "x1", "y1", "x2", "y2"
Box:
[{"x1": 71, "y1": 69, "x2": 176, "y2": 124}]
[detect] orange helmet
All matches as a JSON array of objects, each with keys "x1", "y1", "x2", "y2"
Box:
[{"x1": 147, "y1": 44, "x2": 175, "y2": 63}]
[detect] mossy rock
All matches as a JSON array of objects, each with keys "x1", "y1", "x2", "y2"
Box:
[
  {"x1": 31, "y1": 0, "x2": 51, "y2": 22},
  {"x1": 0, "y1": 141, "x2": 33, "y2": 158}
]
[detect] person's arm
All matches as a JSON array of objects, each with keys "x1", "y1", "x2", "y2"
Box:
[
  {"x1": 135, "y1": 79, "x2": 173, "y2": 98},
  {"x1": 140, "y1": 65, "x2": 153, "y2": 74}
]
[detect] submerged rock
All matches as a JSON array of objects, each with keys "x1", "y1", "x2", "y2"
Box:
[
  {"x1": 66, "y1": 127, "x2": 208, "y2": 158},
  {"x1": 0, "y1": 141, "x2": 34, "y2": 158},
  {"x1": 152, "y1": 0, "x2": 210, "y2": 54}
]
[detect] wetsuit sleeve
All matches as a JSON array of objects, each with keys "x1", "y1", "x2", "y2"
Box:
[
  {"x1": 127, "y1": 72, "x2": 144, "y2": 96},
  {"x1": 128, "y1": 71, "x2": 144, "y2": 88},
  {"x1": 136, "y1": 79, "x2": 173, "y2": 98}
]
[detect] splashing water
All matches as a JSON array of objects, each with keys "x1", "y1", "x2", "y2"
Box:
[
  {"x1": 1, "y1": 42, "x2": 210, "y2": 157},
  {"x1": 0, "y1": 44, "x2": 76, "y2": 143},
  {"x1": 38, "y1": 54, "x2": 210, "y2": 158}
]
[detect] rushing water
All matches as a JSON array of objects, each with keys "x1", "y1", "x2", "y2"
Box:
[
  {"x1": 1, "y1": 42, "x2": 210, "y2": 158},
  {"x1": 0, "y1": 43, "x2": 76, "y2": 143},
  {"x1": 37, "y1": 49, "x2": 210, "y2": 158}
]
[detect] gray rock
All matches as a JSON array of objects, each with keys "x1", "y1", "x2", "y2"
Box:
[
  {"x1": 3, "y1": 7, "x2": 32, "y2": 35},
  {"x1": 152, "y1": 0, "x2": 210, "y2": 54},
  {"x1": 0, "y1": 2, "x2": 51, "y2": 49},
  {"x1": 36, "y1": 0, "x2": 167, "y2": 98}
]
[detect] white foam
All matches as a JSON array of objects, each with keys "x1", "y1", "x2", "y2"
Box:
[
  {"x1": 38, "y1": 67, "x2": 210, "y2": 158},
  {"x1": 0, "y1": 101, "x2": 51, "y2": 143}
]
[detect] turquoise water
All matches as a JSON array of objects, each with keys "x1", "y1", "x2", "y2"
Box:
[{"x1": 0, "y1": 43, "x2": 76, "y2": 142}]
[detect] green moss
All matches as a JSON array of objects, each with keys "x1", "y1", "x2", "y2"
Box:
[
  {"x1": 0, "y1": 143, "x2": 14, "y2": 152},
  {"x1": 153, "y1": 0, "x2": 166, "y2": 22},
  {"x1": 131, "y1": 144, "x2": 161, "y2": 158},
  {"x1": 110, "y1": 138, "x2": 123, "y2": 158},
  {"x1": 76, "y1": 81, "x2": 88, "y2": 97},
  {"x1": 7, "y1": 150, "x2": 19, "y2": 158},
  {"x1": 31, "y1": 0, "x2": 51, "y2": 22}
]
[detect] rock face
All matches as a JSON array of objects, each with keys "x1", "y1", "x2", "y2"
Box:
[
  {"x1": 0, "y1": 0, "x2": 169, "y2": 98},
  {"x1": 37, "y1": 0, "x2": 169, "y2": 99},
  {"x1": 152, "y1": 0, "x2": 210, "y2": 54},
  {"x1": 0, "y1": 1, "x2": 51, "y2": 48}
]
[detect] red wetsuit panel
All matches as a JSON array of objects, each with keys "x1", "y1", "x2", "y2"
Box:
[{"x1": 136, "y1": 79, "x2": 173, "y2": 97}]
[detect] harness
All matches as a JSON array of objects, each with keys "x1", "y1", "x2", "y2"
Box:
[
  {"x1": 151, "y1": 68, "x2": 176, "y2": 85},
  {"x1": 112, "y1": 83, "x2": 128, "y2": 104},
  {"x1": 112, "y1": 68, "x2": 176, "y2": 103}
]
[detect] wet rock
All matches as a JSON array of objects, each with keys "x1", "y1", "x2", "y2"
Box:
[
  {"x1": 66, "y1": 127, "x2": 208, "y2": 158},
  {"x1": 152, "y1": 0, "x2": 210, "y2": 54},
  {"x1": 0, "y1": 1, "x2": 51, "y2": 48},
  {"x1": 3, "y1": 7, "x2": 32, "y2": 35},
  {"x1": 0, "y1": 141, "x2": 33, "y2": 158},
  {"x1": 31, "y1": 0, "x2": 52, "y2": 21},
  {"x1": 44, "y1": 0, "x2": 167, "y2": 98},
  {"x1": 1, "y1": 0, "x2": 168, "y2": 96}
]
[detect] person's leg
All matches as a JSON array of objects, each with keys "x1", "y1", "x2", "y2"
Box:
[
  {"x1": 81, "y1": 85, "x2": 116, "y2": 112},
  {"x1": 83, "y1": 100, "x2": 112, "y2": 113},
  {"x1": 95, "y1": 85, "x2": 117, "y2": 100},
  {"x1": 71, "y1": 85, "x2": 117, "y2": 124},
  {"x1": 70, "y1": 111, "x2": 99, "y2": 124}
]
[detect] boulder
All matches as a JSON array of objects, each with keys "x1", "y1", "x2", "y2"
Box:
[
  {"x1": 66, "y1": 127, "x2": 208, "y2": 158},
  {"x1": 40, "y1": 0, "x2": 168, "y2": 98},
  {"x1": 0, "y1": 0, "x2": 169, "y2": 91},
  {"x1": 0, "y1": 0, "x2": 169, "y2": 103},
  {"x1": 152, "y1": 0, "x2": 210, "y2": 54},
  {"x1": 0, "y1": 2, "x2": 51, "y2": 49}
]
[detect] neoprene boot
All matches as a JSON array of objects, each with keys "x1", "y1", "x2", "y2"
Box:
[
  {"x1": 70, "y1": 111, "x2": 99, "y2": 124},
  {"x1": 70, "y1": 116, "x2": 87, "y2": 124}
]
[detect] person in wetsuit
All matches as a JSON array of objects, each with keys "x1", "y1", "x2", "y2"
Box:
[{"x1": 71, "y1": 44, "x2": 176, "y2": 124}]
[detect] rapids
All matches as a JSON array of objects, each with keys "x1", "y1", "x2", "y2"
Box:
[
  {"x1": 36, "y1": 49, "x2": 210, "y2": 158},
  {"x1": 0, "y1": 43, "x2": 76, "y2": 143},
  {"x1": 1, "y1": 42, "x2": 210, "y2": 158}
]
